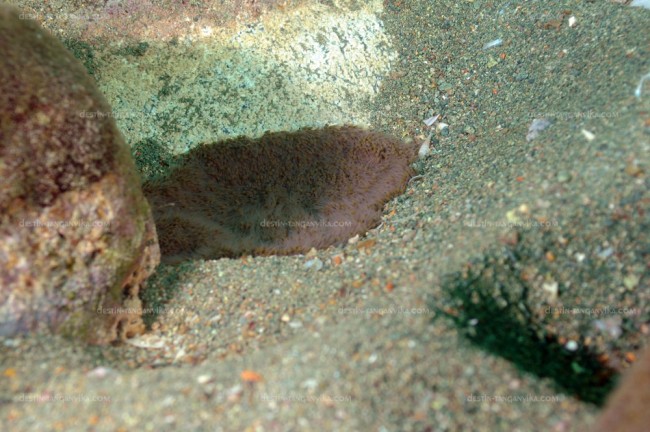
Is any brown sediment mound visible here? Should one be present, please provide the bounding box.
[0,5,159,344]
[144,126,416,264]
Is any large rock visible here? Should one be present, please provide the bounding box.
[593,345,650,432]
[0,6,159,343]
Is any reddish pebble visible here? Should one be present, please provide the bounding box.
[241,370,263,383]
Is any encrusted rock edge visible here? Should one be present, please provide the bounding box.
[0,4,160,344]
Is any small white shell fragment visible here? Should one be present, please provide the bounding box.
[526,118,552,142]
[124,335,166,349]
[483,38,503,50]
[304,257,323,271]
[542,281,559,302]
[86,366,116,379]
[568,16,577,27]
[201,26,213,37]
[418,142,430,159]
[197,374,214,385]
[436,122,449,133]
[418,132,433,159]
[423,114,440,127]
[173,347,187,362]
[302,378,318,390]
[635,71,650,99]
[565,340,578,351]
[348,234,360,244]
[581,128,595,141]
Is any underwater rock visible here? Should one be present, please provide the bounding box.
[593,345,650,432]
[144,126,416,264]
[0,6,159,343]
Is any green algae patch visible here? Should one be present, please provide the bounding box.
[62,38,99,78]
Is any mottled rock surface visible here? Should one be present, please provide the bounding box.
[144,126,416,263]
[0,5,159,343]
[593,345,650,432]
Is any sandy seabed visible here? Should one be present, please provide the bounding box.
[2,0,649,430]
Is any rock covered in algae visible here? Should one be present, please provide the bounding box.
[0,5,159,343]
[144,125,416,264]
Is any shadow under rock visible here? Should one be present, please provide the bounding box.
[139,262,193,329]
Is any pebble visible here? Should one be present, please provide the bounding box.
[565,340,578,351]
[593,317,622,339]
[418,135,432,159]
[124,335,167,349]
[347,234,360,244]
[197,374,214,385]
[402,230,416,242]
[227,384,243,400]
[86,367,117,379]
[581,129,596,141]
[623,274,640,290]
[526,118,551,142]
[557,171,572,183]
[302,378,318,389]
[304,258,324,271]
[597,247,614,260]
[2,338,20,348]
[542,281,559,302]
[625,162,643,177]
